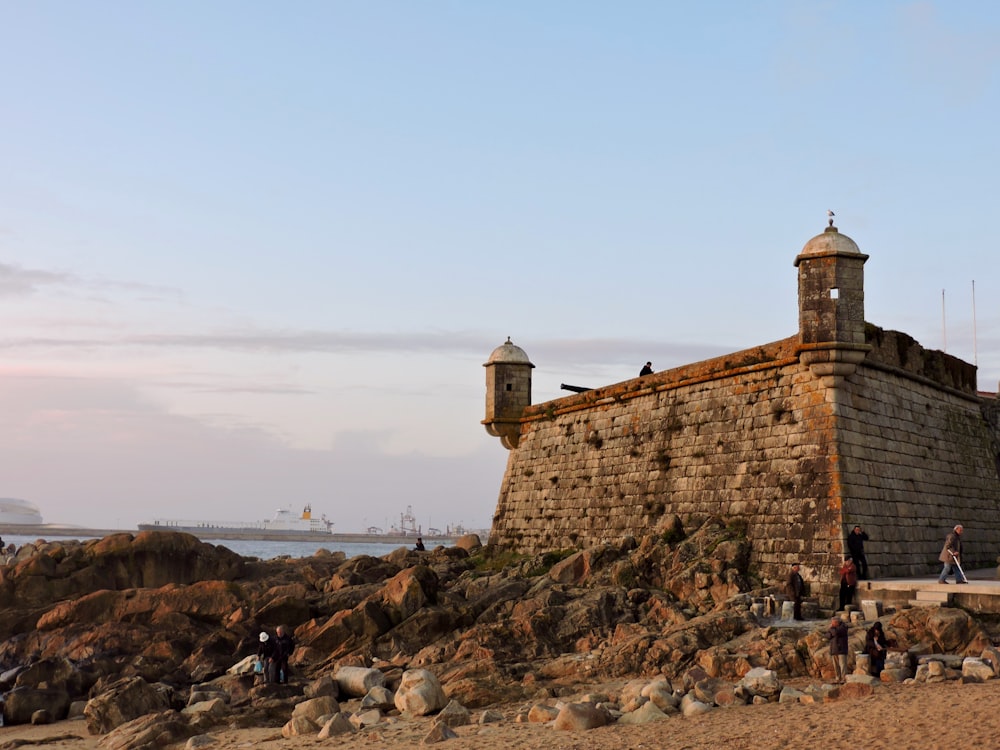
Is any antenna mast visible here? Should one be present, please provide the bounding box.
[972,280,978,367]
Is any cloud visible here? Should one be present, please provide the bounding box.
[0,261,180,301]
[0,325,736,370]
[0,262,76,297]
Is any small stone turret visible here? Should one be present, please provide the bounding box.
[483,338,534,450]
[794,221,871,382]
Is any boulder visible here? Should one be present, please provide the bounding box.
[360,686,395,710]
[617,701,669,725]
[291,695,340,724]
[738,667,781,698]
[85,677,172,735]
[317,713,355,738]
[454,534,482,552]
[349,709,382,729]
[552,702,610,731]
[335,666,385,697]
[962,658,996,683]
[281,716,317,738]
[4,686,71,725]
[422,723,458,743]
[434,700,471,728]
[96,710,191,750]
[527,704,560,723]
[394,669,447,716]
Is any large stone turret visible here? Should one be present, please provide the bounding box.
[483,337,533,450]
[794,220,871,383]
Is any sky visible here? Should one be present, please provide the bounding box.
[1,2,998,533]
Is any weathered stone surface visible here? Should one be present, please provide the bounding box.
[479,709,504,724]
[185,735,217,750]
[394,669,447,716]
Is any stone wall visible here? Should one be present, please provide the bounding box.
[490,336,844,589]
[840,344,1000,578]
[488,329,1000,594]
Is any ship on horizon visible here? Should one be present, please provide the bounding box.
[138,504,335,540]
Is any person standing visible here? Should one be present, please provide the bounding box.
[786,563,805,621]
[828,616,849,683]
[273,625,295,684]
[937,524,967,583]
[838,556,858,610]
[847,525,870,579]
[639,362,653,376]
[256,631,275,683]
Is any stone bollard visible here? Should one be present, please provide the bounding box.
[780,601,795,621]
[849,610,864,624]
[750,602,766,619]
[860,600,882,621]
[854,653,870,675]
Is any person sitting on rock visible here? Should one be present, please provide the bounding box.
[414,537,426,551]
[273,625,294,684]
[256,631,275,683]
[866,621,890,677]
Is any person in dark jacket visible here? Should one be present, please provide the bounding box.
[847,525,870,579]
[828,616,849,683]
[256,631,275,683]
[272,625,294,684]
[639,362,653,376]
[786,563,805,621]
[866,621,890,677]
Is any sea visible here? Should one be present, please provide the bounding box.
[0,533,419,561]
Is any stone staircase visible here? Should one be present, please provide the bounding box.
[908,589,951,608]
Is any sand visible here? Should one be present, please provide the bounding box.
[1,677,996,750]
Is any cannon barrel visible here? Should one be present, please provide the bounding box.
[560,383,592,393]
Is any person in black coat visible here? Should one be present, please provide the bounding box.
[866,621,890,676]
[639,362,653,376]
[786,563,805,621]
[272,625,295,684]
[847,525,870,579]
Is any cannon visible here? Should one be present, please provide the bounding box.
[560,383,592,394]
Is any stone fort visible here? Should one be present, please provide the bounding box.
[482,222,1000,592]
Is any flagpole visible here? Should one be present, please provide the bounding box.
[941,289,947,352]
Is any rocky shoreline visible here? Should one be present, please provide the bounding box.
[1,520,998,749]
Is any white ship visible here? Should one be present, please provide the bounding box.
[138,504,334,539]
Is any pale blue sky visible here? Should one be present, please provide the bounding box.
[1,2,997,531]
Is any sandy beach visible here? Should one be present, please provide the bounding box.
[2,677,996,750]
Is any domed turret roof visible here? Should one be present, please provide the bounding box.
[799,225,862,257]
[486,337,534,366]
